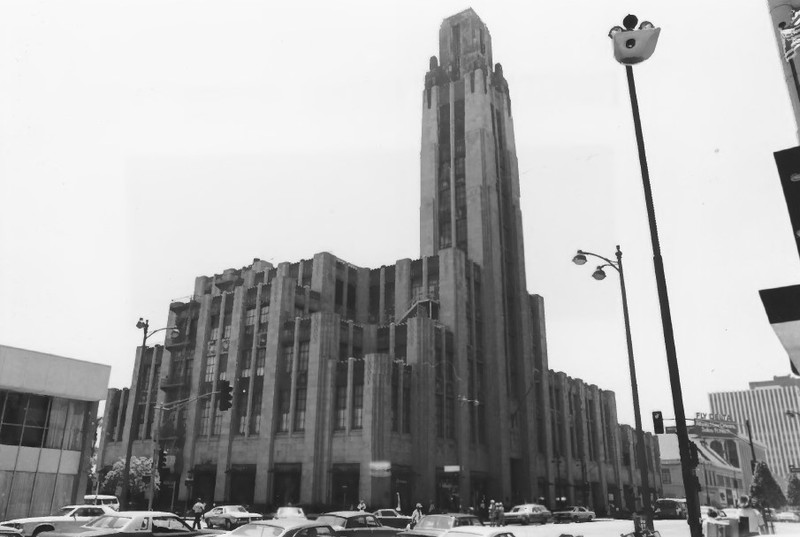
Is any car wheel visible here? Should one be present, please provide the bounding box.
[33,526,53,537]
[572,516,578,523]
[225,519,233,530]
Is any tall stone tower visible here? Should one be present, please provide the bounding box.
[420,8,548,502]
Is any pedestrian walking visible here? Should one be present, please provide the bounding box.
[191,498,206,529]
[496,502,505,526]
[411,503,423,529]
[489,500,496,527]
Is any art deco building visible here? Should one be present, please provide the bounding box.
[100,9,660,514]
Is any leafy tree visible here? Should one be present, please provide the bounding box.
[787,474,800,508]
[101,456,159,497]
[750,461,787,509]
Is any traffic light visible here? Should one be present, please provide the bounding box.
[218,379,233,411]
[652,411,664,434]
[158,448,167,472]
[688,440,700,469]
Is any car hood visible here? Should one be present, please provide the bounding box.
[3,516,73,525]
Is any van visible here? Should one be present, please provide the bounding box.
[84,494,120,511]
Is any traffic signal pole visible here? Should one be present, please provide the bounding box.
[145,389,228,510]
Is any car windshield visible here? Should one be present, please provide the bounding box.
[416,516,454,530]
[230,507,247,513]
[315,516,346,527]
[85,516,131,529]
[563,506,577,511]
[55,507,74,516]
[230,525,275,537]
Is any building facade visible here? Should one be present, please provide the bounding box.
[0,345,110,519]
[658,426,767,507]
[100,9,660,516]
[710,376,800,489]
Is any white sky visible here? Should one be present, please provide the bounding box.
[1,1,799,430]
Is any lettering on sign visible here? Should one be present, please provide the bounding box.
[695,412,734,422]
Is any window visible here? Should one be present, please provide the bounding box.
[218,354,228,382]
[199,400,211,436]
[204,355,216,384]
[256,349,266,377]
[298,342,309,372]
[352,385,363,429]
[245,308,256,327]
[334,385,347,430]
[0,392,53,447]
[259,304,270,325]
[240,349,252,378]
[213,407,223,435]
[250,389,262,435]
[661,469,671,485]
[283,346,294,374]
[278,390,290,432]
[294,387,306,431]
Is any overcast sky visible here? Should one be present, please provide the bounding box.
[1,1,799,429]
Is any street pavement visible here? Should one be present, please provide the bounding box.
[496,519,800,537]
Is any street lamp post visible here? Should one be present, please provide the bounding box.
[119,318,179,511]
[608,15,702,537]
[572,245,652,526]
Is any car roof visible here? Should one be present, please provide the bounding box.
[441,528,511,537]
[251,520,327,530]
[321,511,371,517]
[112,511,176,517]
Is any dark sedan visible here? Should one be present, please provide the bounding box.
[396,514,483,537]
[39,511,223,537]
[315,512,402,537]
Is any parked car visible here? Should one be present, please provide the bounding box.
[440,527,517,537]
[396,514,483,537]
[0,505,115,537]
[224,519,336,537]
[275,508,307,520]
[0,527,22,537]
[653,499,687,520]
[775,511,800,523]
[35,511,222,537]
[372,510,412,529]
[83,496,120,512]
[551,506,595,523]
[314,512,401,537]
[203,506,262,530]
[503,504,551,525]
[699,506,725,520]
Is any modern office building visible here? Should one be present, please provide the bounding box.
[99,9,660,515]
[0,345,110,519]
[710,376,800,489]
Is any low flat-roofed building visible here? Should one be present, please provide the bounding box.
[0,345,111,519]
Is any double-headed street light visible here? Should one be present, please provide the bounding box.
[572,245,651,526]
[119,318,179,511]
[608,14,702,537]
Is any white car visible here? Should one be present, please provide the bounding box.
[274,507,306,520]
[440,526,518,537]
[0,504,114,537]
[775,511,800,523]
[203,506,262,530]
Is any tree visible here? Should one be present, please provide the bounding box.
[750,461,787,509]
[101,456,159,499]
[787,474,800,508]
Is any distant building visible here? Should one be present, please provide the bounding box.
[100,9,660,516]
[0,345,110,519]
[658,424,767,507]
[709,376,800,489]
